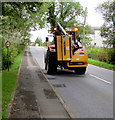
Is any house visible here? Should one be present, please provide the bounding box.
[90,27,104,47]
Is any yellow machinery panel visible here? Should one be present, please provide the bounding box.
[62,35,72,61]
[71,51,88,62]
[67,51,88,67]
[57,35,72,61]
[56,36,63,61]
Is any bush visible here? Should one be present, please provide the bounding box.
[106,48,115,64]
[2,46,18,70]
[16,44,25,54]
[2,44,25,70]
[86,47,114,65]
[2,48,9,70]
[97,48,108,62]
[87,47,100,59]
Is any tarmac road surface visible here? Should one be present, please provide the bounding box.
[30,46,114,118]
[9,47,70,118]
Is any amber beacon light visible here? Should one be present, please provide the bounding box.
[54,27,57,31]
[74,27,79,32]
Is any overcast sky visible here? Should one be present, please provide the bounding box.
[30,0,107,42]
[76,0,106,27]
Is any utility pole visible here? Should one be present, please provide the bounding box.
[82,7,87,45]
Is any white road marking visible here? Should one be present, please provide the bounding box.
[89,74,112,84]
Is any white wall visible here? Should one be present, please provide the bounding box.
[90,30,104,47]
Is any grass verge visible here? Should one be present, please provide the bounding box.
[0,72,2,120]
[2,51,24,118]
[88,58,115,71]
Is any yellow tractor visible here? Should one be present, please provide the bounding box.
[45,23,88,75]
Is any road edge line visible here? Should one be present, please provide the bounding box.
[89,74,112,84]
[40,69,75,118]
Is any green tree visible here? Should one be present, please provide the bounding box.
[76,24,92,46]
[35,37,42,46]
[47,2,91,46]
[96,0,115,48]
[2,2,50,69]
[47,2,85,29]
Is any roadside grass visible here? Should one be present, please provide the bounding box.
[42,45,47,49]
[0,72,2,120]
[88,58,115,71]
[2,51,24,118]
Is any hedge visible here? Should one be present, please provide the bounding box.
[86,47,115,65]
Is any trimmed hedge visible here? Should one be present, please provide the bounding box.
[87,47,115,65]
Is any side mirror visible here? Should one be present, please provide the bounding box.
[46,37,49,42]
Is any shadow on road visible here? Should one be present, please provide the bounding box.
[44,68,86,78]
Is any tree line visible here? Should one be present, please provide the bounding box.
[2,2,49,69]
[96,0,115,65]
[96,0,114,48]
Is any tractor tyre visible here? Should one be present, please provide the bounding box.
[46,51,57,75]
[45,51,48,70]
[74,67,86,74]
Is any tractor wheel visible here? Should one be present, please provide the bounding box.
[46,51,57,75]
[74,67,86,74]
[45,51,48,70]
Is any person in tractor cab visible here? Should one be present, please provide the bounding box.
[72,36,80,53]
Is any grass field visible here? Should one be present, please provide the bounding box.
[2,51,24,118]
[88,58,114,71]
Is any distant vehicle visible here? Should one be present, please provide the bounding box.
[45,23,88,75]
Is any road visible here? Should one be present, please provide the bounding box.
[30,46,113,118]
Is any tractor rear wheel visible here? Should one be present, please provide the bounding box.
[45,51,57,75]
[74,67,86,74]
